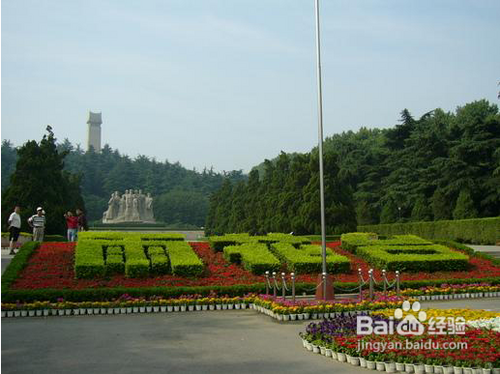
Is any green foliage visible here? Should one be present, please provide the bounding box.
[223,243,281,275]
[411,196,432,222]
[356,244,469,272]
[453,190,478,220]
[1,129,85,235]
[340,232,378,252]
[1,241,40,290]
[75,232,203,278]
[358,216,500,244]
[209,233,310,252]
[271,243,350,274]
[206,151,356,235]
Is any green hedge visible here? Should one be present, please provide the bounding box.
[271,243,350,274]
[3,277,500,303]
[357,244,469,272]
[1,241,40,289]
[75,233,203,278]
[358,217,500,245]
[223,243,281,275]
[209,233,310,252]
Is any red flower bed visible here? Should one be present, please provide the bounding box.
[11,242,263,290]
[294,242,500,284]
[10,241,500,290]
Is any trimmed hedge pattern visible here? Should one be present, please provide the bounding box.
[356,244,469,272]
[223,243,281,275]
[75,232,203,278]
[358,217,500,245]
[271,243,350,274]
[210,233,310,252]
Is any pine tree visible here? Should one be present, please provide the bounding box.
[431,189,452,221]
[411,196,432,222]
[380,200,398,224]
[1,127,85,234]
[453,190,478,220]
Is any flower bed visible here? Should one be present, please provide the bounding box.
[301,312,500,371]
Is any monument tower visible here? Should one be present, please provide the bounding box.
[87,111,102,152]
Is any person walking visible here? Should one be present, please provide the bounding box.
[64,211,79,242]
[28,207,46,242]
[76,208,88,232]
[7,206,22,255]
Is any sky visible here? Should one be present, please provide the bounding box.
[2,0,499,172]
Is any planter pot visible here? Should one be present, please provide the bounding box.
[7,311,14,318]
[462,369,473,374]
[425,364,434,373]
[482,369,492,374]
[126,307,132,314]
[320,346,326,356]
[297,314,304,320]
[179,306,186,312]
[159,306,166,313]
[167,306,173,312]
[330,351,337,360]
[305,343,312,351]
[360,357,367,368]
[195,305,202,311]
[290,314,297,321]
[21,310,28,317]
[119,308,125,314]
[414,364,425,374]
[58,310,65,316]
[28,310,36,317]
[188,305,194,312]
[107,309,113,315]
[73,309,80,316]
[228,304,234,310]
[51,309,58,316]
[366,360,376,370]
[132,307,139,313]
[87,309,94,315]
[277,314,283,321]
[240,303,247,309]
[385,362,396,373]
[491,369,500,374]
[350,357,360,366]
[471,368,482,374]
[216,305,222,310]
[443,367,454,374]
[376,361,385,371]
[209,305,215,311]
[311,313,318,319]
[304,313,310,320]
[146,306,152,313]
[406,363,415,373]
[453,367,463,374]
[113,308,120,314]
[139,307,145,313]
[312,345,320,354]
[325,349,333,358]
[222,304,228,310]
[13,311,20,317]
[173,306,180,312]
[337,352,347,362]
[396,363,406,372]
[99,308,106,314]
[434,366,444,374]
[42,309,48,316]
[283,315,290,321]
[79,308,86,315]
[152,306,159,313]
[301,339,308,348]
[1,311,6,318]
[36,310,43,317]
[202,305,208,311]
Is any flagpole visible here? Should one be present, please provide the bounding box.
[314,0,328,300]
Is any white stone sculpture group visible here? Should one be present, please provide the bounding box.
[103,189,155,223]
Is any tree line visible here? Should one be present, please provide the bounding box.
[2,134,245,231]
[206,99,500,234]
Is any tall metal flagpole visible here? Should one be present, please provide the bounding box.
[314,0,328,299]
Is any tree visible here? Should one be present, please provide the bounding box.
[431,189,452,221]
[1,128,85,234]
[411,196,432,222]
[453,190,478,220]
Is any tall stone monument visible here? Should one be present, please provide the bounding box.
[87,111,102,152]
[102,190,155,223]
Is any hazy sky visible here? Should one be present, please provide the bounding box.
[2,0,499,172]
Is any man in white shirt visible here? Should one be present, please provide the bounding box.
[7,206,22,255]
[28,207,46,242]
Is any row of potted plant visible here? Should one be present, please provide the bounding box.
[1,295,254,317]
[251,293,408,321]
[300,313,500,373]
[397,283,500,299]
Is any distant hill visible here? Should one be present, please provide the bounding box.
[1,139,246,226]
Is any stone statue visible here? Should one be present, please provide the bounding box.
[102,189,155,223]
